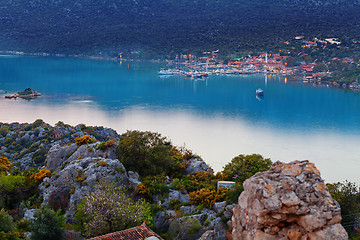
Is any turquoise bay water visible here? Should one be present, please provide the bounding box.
[1,55,360,183]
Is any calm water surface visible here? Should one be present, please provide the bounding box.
[1,55,360,183]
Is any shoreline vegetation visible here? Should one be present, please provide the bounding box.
[0,120,360,239]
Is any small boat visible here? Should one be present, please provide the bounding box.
[158,69,174,75]
[256,88,264,96]
[5,94,17,99]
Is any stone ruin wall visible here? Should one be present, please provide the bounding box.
[231,160,348,240]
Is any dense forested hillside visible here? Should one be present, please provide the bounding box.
[0,0,359,57]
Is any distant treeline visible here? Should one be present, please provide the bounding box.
[1,0,360,58]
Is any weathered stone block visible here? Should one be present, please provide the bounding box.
[231,160,347,240]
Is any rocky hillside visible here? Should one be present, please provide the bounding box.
[40,141,231,239]
[0,121,354,239]
[0,120,118,170]
[1,121,237,239]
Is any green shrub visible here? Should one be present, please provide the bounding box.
[24,125,32,131]
[116,130,177,176]
[185,171,217,192]
[30,208,65,240]
[0,208,14,232]
[15,219,30,232]
[0,175,27,192]
[32,147,47,165]
[0,175,37,209]
[55,121,65,127]
[327,181,360,236]
[142,175,170,196]
[221,154,272,183]
[0,208,21,239]
[98,142,106,151]
[169,199,182,210]
[0,231,21,240]
[66,152,73,158]
[169,216,202,239]
[116,167,125,174]
[32,119,44,128]
[225,183,244,204]
[0,126,9,137]
[98,139,117,151]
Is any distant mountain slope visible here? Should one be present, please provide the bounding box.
[0,0,359,56]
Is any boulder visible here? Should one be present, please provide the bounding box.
[213,219,228,240]
[231,160,348,240]
[23,209,37,220]
[45,142,118,172]
[180,205,197,215]
[163,190,190,207]
[186,158,213,175]
[198,230,215,240]
[128,171,141,189]
[168,215,204,240]
[213,201,227,214]
[154,211,172,233]
[45,143,78,172]
[223,204,236,219]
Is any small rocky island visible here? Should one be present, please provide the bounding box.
[5,88,41,99]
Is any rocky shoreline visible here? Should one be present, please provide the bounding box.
[4,88,41,99]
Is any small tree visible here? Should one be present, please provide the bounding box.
[0,208,20,240]
[0,126,9,137]
[30,207,65,240]
[76,181,152,238]
[0,208,14,232]
[221,154,272,183]
[32,119,44,128]
[327,181,360,236]
[116,130,176,176]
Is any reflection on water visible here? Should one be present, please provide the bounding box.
[0,98,359,183]
[1,56,360,183]
[256,95,264,101]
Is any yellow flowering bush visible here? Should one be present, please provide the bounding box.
[0,156,12,173]
[75,135,95,146]
[98,161,107,167]
[30,169,51,183]
[137,184,148,195]
[189,187,227,208]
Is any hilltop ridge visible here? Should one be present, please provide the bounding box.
[1,0,359,57]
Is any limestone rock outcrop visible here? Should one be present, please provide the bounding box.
[45,142,117,172]
[231,160,348,240]
[186,158,213,175]
[40,143,129,221]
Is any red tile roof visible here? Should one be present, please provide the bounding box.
[87,223,164,240]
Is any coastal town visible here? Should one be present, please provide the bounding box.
[154,36,360,90]
[1,35,359,91]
